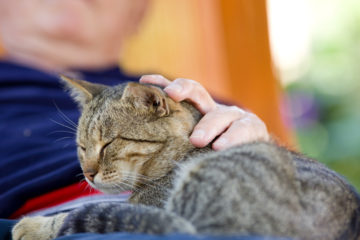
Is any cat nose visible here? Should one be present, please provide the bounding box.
[84,169,98,183]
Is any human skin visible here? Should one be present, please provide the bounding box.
[0,0,149,71]
[0,0,270,150]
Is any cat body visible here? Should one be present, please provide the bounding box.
[12,78,360,240]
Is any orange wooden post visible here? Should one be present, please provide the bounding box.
[121,0,230,100]
[218,0,294,145]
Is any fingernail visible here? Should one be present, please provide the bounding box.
[191,129,205,139]
[141,75,157,80]
[165,83,183,93]
[214,137,228,148]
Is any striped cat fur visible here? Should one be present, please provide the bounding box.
[12,77,360,240]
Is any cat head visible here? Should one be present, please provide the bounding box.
[61,76,200,194]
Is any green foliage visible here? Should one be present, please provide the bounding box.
[286,0,360,190]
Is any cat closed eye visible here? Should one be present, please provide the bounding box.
[101,141,113,153]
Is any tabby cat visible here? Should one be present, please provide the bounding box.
[12,76,360,240]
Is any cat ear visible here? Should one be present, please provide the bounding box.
[60,75,107,109]
[122,82,170,117]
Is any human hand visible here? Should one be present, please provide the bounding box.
[140,75,270,151]
[0,0,149,71]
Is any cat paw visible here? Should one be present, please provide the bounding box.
[12,216,59,240]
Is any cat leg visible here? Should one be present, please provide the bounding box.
[12,213,68,240]
[58,203,196,237]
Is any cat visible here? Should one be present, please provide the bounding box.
[12,76,360,240]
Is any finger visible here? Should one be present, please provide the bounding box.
[139,75,172,87]
[212,114,270,151]
[190,105,246,148]
[164,78,217,114]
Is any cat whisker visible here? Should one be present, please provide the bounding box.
[77,178,92,193]
[62,142,73,148]
[116,178,136,188]
[116,170,152,179]
[122,176,163,190]
[53,102,78,129]
[54,136,75,143]
[76,173,85,178]
[48,130,76,136]
[112,182,130,193]
[111,172,161,190]
[119,173,154,182]
[118,172,157,183]
[50,118,77,132]
[85,182,96,193]
[130,186,141,194]
[124,174,164,186]
[123,176,157,185]
[132,181,158,190]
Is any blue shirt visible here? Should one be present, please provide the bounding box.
[0,61,138,218]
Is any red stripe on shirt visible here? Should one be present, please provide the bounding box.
[10,182,101,219]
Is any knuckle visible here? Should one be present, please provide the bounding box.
[140,74,164,81]
[216,105,244,118]
[232,119,248,128]
[246,112,258,119]
[173,78,190,92]
[174,78,202,89]
[252,115,267,130]
[190,79,202,87]
[230,107,245,118]
[227,105,240,112]
[173,78,188,85]
[154,74,166,79]
[150,74,166,80]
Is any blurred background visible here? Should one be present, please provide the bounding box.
[268,0,360,189]
[119,0,360,190]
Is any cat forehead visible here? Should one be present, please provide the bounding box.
[83,83,131,110]
[78,81,170,129]
[92,82,165,104]
[100,83,127,100]
[78,85,146,124]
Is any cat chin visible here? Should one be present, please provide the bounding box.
[85,178,102,192]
